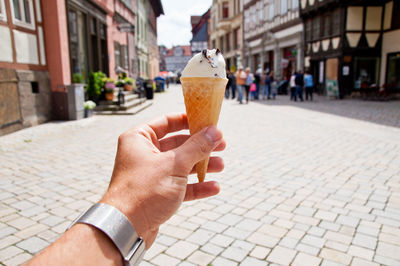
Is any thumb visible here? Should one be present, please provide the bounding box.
[171,126,223,176]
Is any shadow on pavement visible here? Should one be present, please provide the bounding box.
[252,95,400,128]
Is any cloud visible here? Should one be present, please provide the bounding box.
[157,0,212,48]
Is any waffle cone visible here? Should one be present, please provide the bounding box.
[181,77,228,182]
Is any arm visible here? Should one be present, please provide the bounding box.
[27,113,225,266]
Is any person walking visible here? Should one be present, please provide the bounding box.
[261,70,267,100]
[235,66,246,104]
[294,70,304,102]
[304,70,314,101]
[225,70,231,99]
[228,70,237,99]
[290,72,296,101]
[254,69,261,100]
[244,67,253,104]
[270,71,277,100]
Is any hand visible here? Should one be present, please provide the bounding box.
[100,113,225,248]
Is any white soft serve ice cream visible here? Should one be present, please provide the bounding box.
[181,49,226,78]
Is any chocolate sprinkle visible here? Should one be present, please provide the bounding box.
[214,74,218,77]
[216,48,221,55]
[202,49,208,59]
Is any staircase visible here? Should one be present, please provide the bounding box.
[94,91,153,115]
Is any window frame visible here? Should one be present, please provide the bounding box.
[222,1,229,19]
[0,0,7,22]
[10,0,35,30]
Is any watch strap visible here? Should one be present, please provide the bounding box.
[68,203,146,266]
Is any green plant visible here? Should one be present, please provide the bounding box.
[124,77,134,85]
[84,100,96,110]
[72,73,84,83]
[86,71,105,100]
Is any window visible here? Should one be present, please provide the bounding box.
[226,32,230,52]
[354,57,380,89]
[386,53,400,89]
[305,19,312,42]
[332,9,341,36]
[0,0,7,21]
[233,28,238,50]
[292,0,299,10]
[269,3,275,20]
[11,0,35,29]
[312,16,321,41]
[115,42,121,67]
[222,2,229,18]
[281,0,288,15]
[219,36,224,53]
[323,15,331,38]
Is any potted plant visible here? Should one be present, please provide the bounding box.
[84,100,96,118]
[123,77,135,91]
[86,71,105,102]
[104,81,116,101]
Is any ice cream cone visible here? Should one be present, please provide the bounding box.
[181,77,228,182]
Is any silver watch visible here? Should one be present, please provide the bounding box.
[68,203,146,266]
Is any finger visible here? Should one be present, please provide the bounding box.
[160,135,226,152]
[172,126,223,175]
[190,157,224,174]
[184,181,220,201]
[147,113,188,139]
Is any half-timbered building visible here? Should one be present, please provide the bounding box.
[300,0,400,97]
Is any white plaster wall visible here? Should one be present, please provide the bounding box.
[380,29,400,86]
[38,26,46,65]
[13,30,39,64]
[0,25,13,62]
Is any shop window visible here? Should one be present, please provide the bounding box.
[0,0,7,21]
[386,53,400,89]
[354,57,380,89]
[222,2,229,19]
[269,3,275,20]
[10,0,35,29]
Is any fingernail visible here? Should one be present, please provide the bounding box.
[205,126,222,142]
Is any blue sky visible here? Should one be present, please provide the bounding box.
[157,0,212,48]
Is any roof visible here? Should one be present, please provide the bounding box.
[191,9,210,36]
[191,16,202,28]
[165,46,192,57]
[149,0,164,17]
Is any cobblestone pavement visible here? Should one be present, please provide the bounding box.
[0,84,399,265]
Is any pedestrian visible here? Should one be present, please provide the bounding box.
[254,69,261,100]
[229,70,237,99]
[235,66,246,104]
[265,71,272,99]
[225,70,231,99]
[294,70,304,102]
[166,76,170,89]
[27,113,225,266]
[270,71,277,100]
[304,70,314,101]
[290,72,296,101]
[244,67,253,104]
[261,70,267,100]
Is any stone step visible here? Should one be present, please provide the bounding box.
[95,100,153,116]
[95,97,146,112]
[99,92,140,106]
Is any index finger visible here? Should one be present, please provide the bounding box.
[147,113,189,139]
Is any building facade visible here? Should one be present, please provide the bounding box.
[190,9,210,54]
[243,0,303,80]
[147,0,163,79]
[209,0,243,71]
[165,46,192,73]
[301,0,400,97]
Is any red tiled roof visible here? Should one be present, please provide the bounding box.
[165,46,192,57]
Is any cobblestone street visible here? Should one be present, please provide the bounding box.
[1,84,400,265]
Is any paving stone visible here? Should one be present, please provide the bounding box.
[279,236,298,249]
[375,241,400,260]
[0,245,24,261]
[14,223,48,238]
[249,245,271,259]
[351,257,379,266]
[267,246,297,265]
[210,234,234,247]
[186,250,214,265]
[212,257,238,266]
[247,232,280,248]
[221,246,249,262]
[325,231,353,245]
[186,229,215,246]
[239,257,267,266]
[200,242,223,256]
[202,221,228,233]
[217,213,243,226]
[165,240,198,260]
[336,215,360,228]
[324,240,349,252]
[295,243,320,256]
[160,225,192,240]
[292,252,322,266]
[3,252,32,266]
[151,253,180,266]
[258,224,288,238]
[7,217,36,230]
[16,236,49,253]
[0,235,20,249]
[319,248,353,265]
[352,233,377,250]
[348,245,374,260]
